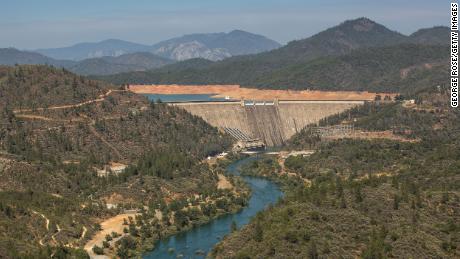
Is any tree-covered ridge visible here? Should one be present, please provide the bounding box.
[211,88,460,258]
[97,44,447,94]
[250,44,448,93]
[0,65,239,258]
[0,65,111,109]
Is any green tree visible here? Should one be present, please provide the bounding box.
[231,220,237,232]
[92,245,104,255]
[308,240,319,259]
[254,222,263,242]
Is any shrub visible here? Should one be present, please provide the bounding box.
[92,245,104,255]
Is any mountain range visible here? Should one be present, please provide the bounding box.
[33,30,281,62]
[0,18,448,83]
[0,30,281,75]
[98,18,449,93]
[67,52,174,75]
[151,30,281,61]
[0,48,174,75]
[0,48,75,68]
[35,39,151,61]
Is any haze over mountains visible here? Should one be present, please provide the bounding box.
[0,48,75,68]
[0,18,448,82]
[35,39,151,61]
[151,30,281,61]
[0,30,280,75]
[68,52,174,75]
[33,30,280,62]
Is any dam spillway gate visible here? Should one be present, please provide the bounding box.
[171,100,364,147]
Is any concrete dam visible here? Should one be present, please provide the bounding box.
[172,100,364,146]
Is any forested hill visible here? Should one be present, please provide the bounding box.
[0,65,235,258]
[0,64,231,175]
[249,44,448,93]
[97,18,448,94]
[0,65,110,109]
[98,44,448,94]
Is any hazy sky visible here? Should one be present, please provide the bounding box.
[0,0,451,49]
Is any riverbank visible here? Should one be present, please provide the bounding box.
[83,155,251,258]
[143,156,283,258]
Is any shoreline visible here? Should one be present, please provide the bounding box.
[128,84,397,101]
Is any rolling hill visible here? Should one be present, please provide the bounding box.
[409,26,450,45]
[0,50,174,76]
[69,52,174,75]
[249,44,448,93]
[0,48,76,67]
[35,39,151,61]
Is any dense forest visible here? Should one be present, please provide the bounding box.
[211,86,460,258]
[0,65,243,258]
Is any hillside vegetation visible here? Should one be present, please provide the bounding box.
[0,65,245,258]
[250,44,448,93]
[101,44,448,94]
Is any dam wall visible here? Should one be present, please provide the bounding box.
[172,100,364,146]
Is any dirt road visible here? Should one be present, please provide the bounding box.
[13,89,125,114]
[84,212,138,259]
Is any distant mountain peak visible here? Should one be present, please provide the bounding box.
[409,26,449,45]
[228,29,250,35]
[297,17,406,53]
[350,18,376,32]
[336,17,389,32]
[151,30,281,61]
[349,17,374,23]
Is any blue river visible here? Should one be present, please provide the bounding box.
[143,156,283,258]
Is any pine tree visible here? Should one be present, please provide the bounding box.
[231,220,237,232]
[254,222,263,242]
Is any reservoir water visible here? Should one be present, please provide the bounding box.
[144,94,230,103]
[143,156,283,258]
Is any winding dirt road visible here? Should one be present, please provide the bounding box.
[84,212,138,259]
[13,89,125,114]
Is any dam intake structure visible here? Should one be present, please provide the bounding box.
[171,100,364,147]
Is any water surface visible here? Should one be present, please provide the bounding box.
[143,156,283,259]
[144,94,230,103]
